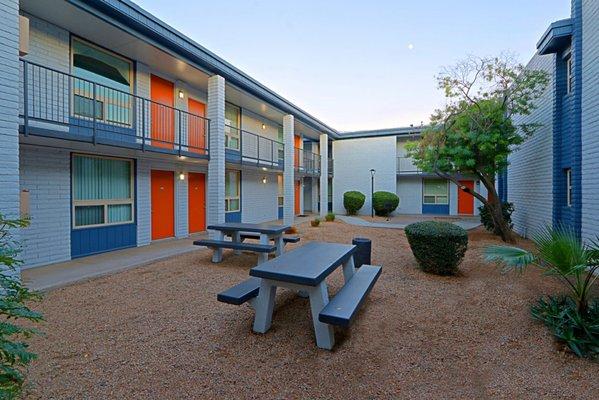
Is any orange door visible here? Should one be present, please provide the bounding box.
[458,180,475,215]
[188,172,206,233]
[294,179,301,215]
[294,135,302,168]
[188,98,206,154]
[151,75,174,149]
[151,170,175,240]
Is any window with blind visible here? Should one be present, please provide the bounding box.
[225,103,240,150]
[423,179,449,205]
[72,154,134,228]
[225,170,240,212]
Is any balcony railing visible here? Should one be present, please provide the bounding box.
[328,157,334,176]
[295,148,321,176]
[225,125,284,170]
[20,60,210,157]
[397,157,422,174]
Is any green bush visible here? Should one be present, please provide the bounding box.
[0,214,43,399]
[478,202,514,235]
[405,221,468,275]
[325,212,335,222]
[372,191,399,217]
[531,296,599,359]
[343,191,365,215]
[310,218,321,227]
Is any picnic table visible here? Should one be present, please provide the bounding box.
[194,222,294,263]
[218,241,382,350]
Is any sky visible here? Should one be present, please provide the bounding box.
[135,0,570,132]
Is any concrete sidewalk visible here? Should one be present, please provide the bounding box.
[22,233,207,291]
[337,215,481,230]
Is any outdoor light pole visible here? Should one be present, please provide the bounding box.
[370,169,376,218]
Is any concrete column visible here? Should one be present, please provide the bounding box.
[207,75,225,238]
[0,0,21,277]
[283,115,295,225]
[311,178,319,213]
[319,134,329,217]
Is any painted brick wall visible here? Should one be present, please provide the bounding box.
[332,136,396,216]
[0,0,21,277]
[21,13,69,71]
[396,177,422,214]
[508,53,555,237]
[241,169,278,223]
[19,145,71,268]
[581,0,599,242]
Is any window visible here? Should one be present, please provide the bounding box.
[71,38,133,126]
[225,170,240,212]
[423,179,449,205]
[566,56,573,95]
[565,168,572,207]
[72,154,134,228]
[225,103,240,150]
[277,126,284,163]
[277,175,284,207]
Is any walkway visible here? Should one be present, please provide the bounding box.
[336,214,481,230]
[22,234,206,291]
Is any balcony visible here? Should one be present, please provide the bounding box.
[295,148,321,176]
[397,157,422,174]
[19,60,209,158]
[225,125,284,170]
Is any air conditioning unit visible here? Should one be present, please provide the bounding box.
[19,15,29,56]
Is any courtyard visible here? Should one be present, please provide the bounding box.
[24,221,599,399]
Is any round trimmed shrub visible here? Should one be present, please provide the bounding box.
[404,221,468,275]
[478,202,514,235]
[343,191,365,215]
[372,191,399,217]
[325,212,335,222]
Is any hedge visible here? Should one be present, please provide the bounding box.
[404,221,468,275]
[372,191,399,217]
[343,191,365,215]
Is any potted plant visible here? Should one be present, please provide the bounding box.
[310,218,321,227]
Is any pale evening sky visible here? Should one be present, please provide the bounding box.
[135,0,570,132]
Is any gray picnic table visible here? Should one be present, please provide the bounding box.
[202,222,291,263]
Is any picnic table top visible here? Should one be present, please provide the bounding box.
[249,241,356,286]
[207,222,291,235]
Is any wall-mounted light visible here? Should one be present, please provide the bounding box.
[261,176,267,184]
[261,167,268,171]
[178,90,184,99]
[261,123,266,130]
[179,172,185,181]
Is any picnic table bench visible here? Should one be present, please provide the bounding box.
[194,222,292,264]
[217,241,382,350]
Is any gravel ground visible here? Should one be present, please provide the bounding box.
[24,222,599,399]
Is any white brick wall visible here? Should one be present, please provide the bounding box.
[207,75,225,237]
[396,177,422,214]
[581,0,599,242]
[19,145,71,268]
[241,169,278,223]
[319,133,328,217]
[21,13,69,71]
[283,115,294,224]
[332,136,396,216]
[508,53,555,237]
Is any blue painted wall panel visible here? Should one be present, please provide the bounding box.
[71,223,137,258]
[225,211,241,223]
[422,204,450,215]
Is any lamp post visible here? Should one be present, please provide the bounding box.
[370,169,376,218]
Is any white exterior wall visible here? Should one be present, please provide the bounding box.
[22,13,69,71]
[508,53,555,237]
[241,169,279,223]
[332,136,396,215]
[581,0,599,243]
[396,177,422,214]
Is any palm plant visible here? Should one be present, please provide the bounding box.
[484,225,599,315]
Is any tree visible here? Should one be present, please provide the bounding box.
[406,54,549,243]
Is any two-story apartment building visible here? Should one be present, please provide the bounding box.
[502,0,599,242]
[2,0,336,269]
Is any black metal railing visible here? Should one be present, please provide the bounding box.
[225,125,284,169]
[20,60,210,157]
[295,147,321,175]
[397,156,421,173]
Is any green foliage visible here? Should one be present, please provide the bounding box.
[343,191,365,215]
[531,296,599,358]
[485,225,599,316]
[0,214,43,399]
[479,202,514,234]
[405,221,468,275]
[325,212,335,222]
[372,191,399,217]
[310,218,321,227]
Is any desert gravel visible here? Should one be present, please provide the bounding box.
[24,222,599,399]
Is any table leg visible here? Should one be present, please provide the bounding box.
[253,280,277,333]
[212,231,224,263]
[232,231,241,255]
[309,282,335,350]
[342,256,356,283]
[275,234,284,256]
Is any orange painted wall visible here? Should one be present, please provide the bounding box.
[188,172,206,233]
[151,170,175,240]
[458,180,475,215]
[294,180,301,215]
[188,98,206,154]
[150,75,174,149]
